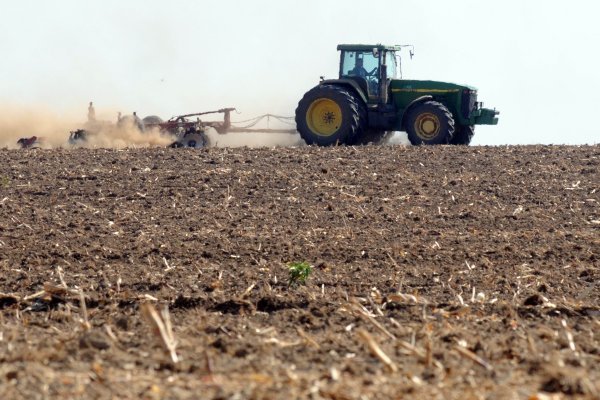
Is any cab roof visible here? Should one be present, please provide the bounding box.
[337,44,402,52]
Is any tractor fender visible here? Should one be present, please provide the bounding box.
[400,95,433,130]
[320,79,368,105]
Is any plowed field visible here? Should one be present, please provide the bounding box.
[0,145,598,399]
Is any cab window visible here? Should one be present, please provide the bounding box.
[341,51,379,79]
[341,50,380,96]
[386,52,397,79]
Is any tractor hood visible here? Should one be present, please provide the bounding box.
[390,80,477,94]
[390,79,498,127]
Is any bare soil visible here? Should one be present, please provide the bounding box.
[0,145,598,399]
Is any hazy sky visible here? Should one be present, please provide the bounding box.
[1,0,599,145]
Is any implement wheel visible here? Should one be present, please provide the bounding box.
[181,132,209,148]
[295,85,366,146]
[406,101,455,145]
[450,125,475,145]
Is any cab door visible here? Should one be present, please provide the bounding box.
[340,50,381,102]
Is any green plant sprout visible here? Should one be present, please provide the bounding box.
[288,262,312,286]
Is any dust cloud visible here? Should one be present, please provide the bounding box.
[0,104,173,149]
[0,103,303,150]
[205,128,410,148]
[385,132,411,145]
[0,105,78,149]
[71,120,174,149]
[205,128,304,148]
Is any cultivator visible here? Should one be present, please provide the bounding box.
[157,108,297,148]
[144,108,236,148]
[60,107,297,149]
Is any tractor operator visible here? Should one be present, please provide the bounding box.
[349,58,368,78]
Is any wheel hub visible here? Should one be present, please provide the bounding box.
[306,98,342,137]
[414,113,441,140]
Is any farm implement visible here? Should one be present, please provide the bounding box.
[65,108,297,148]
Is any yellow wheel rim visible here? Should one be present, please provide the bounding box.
[306,98,342,137]
[414,112,441,140]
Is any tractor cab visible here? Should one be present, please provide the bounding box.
[338,44,400,104]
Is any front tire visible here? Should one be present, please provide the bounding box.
[295,85,366,146]
[406,101,455,145]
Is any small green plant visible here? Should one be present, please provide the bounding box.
[288,261,312,286]
[0,176,9,188]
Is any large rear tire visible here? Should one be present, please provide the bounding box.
[450,125,474,145]
[295,85,366,146]
[406,101,455,145]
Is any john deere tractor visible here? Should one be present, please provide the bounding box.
[295,44,498,146]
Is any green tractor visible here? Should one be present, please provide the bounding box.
[295,44,499,146]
